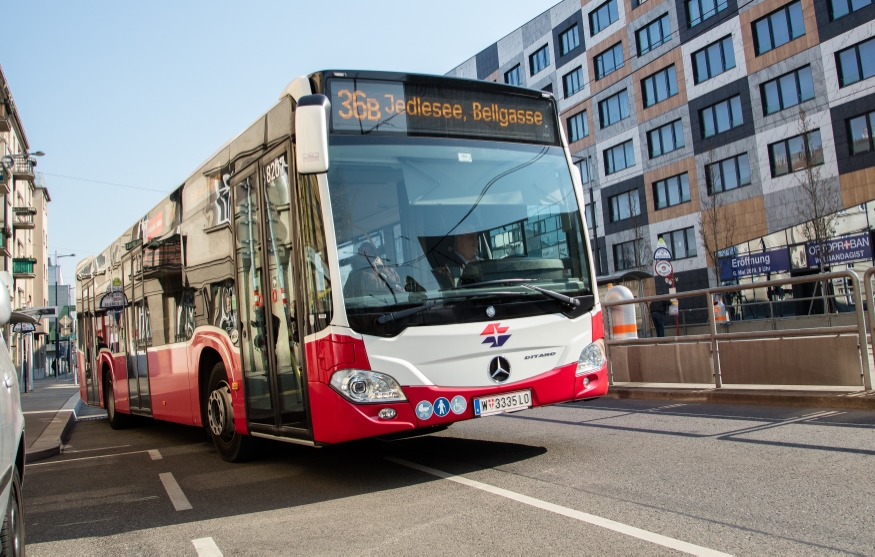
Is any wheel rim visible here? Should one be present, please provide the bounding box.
[11,486,21,556]
[208,381,235,443]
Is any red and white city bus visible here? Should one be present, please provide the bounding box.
[76,71,607,461]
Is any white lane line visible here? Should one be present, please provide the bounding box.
[26,450,149,466]
[61,444,131,454]
[159,472,193,511]
[386,457,731,557]
[192,537,223,556]
[148,449,163,460]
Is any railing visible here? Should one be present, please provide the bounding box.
[12,206,35,228]
[602,270,873,391]
[10,157,35,177]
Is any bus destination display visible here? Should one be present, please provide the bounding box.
[328,79,557,145]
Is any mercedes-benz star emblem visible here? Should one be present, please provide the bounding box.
[488,356,511,383]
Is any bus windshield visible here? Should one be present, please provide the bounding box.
[327,136,592,335]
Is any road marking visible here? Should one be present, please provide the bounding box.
[149,449,163,460]
[192,537,223,556]
[386,457,731,557]
[26,450,149,466]
[61,444,131,454]
[159,472,193,511]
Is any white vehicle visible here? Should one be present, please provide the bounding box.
[0,271,27,557]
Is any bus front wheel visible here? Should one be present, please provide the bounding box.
[206,363,253,462]
[105,372,132,430]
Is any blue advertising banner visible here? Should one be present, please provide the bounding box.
[718,248,791,281]
[806,233,872,267]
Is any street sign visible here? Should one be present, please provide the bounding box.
[654,259,673,278]
[100,290,129,309]
[59,315,73,328]
[653,237,673,261]
[12,322,36,333]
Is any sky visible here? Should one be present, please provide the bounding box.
[3,0,560,283]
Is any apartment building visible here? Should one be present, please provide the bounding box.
[448,0,875,307]
[1,63,51,380]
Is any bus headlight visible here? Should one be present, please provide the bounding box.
[576,339,606,376]
[330,369,407,403]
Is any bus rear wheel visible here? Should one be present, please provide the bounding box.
[105,372,132,430]
[206,363,253,462]
[0,467,24,557]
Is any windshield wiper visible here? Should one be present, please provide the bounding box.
[375,291,521,324]
[442,278,538,291]
[522,284,580,309]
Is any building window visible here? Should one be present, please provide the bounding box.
[659,227,697,259]
[598,89,630,128]
[637,14,671,56]
[848,112,875,155]
[837,37,875,88]
[530,44,551,76]
[613,239,638,271]
[576,157,594,184]
[653,173,691,209]
[595,43,624,80]
[590,0,619,35]
[761,65,815,115]
[641,65,679,107]
[687,0,728,27]
[585,202,596,229]
[568,111,589,142]
[505,65,522,86]
[700,95,743,138]
[647,119,685,158]
[563,67,585,97]
[604,140,636,175]
[542,83,554,94]
[830,0,873,20]
[559,24,580,56]
[754,1,805,56]
[706,153,751,193]
[609,189,641,222]
[693,36,736,84]
[769,130,824,177]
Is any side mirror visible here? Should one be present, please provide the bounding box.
[295,94,331,174]
[0,271,12,327]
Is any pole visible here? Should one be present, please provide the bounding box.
[54,250,58,378]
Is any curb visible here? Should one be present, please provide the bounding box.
[604,387,875,410]
[25,394,83,463]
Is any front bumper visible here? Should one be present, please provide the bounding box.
[307,361,608,444]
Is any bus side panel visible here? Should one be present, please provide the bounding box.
[111,353,130,413]
[148,344,194,425]
[308,382,416,444]
[190,330,247,434]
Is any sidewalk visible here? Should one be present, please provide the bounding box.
[20,375,106,462]
[605,382,875,410]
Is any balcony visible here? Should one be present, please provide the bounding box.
[12,206,36,229]
[12,257,36,279]
[4,157,35,183]
[0,230,11,258]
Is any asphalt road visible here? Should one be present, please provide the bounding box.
[22,398,875,555]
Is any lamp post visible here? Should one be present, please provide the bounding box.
[54,252,75,378]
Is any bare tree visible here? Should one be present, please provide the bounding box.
[792,109,841,312]
[629,191,652,271]
[698,150,738,280]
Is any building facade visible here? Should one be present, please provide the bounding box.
[448,0,875,305]
[0,64,51,382]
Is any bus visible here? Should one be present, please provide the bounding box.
[75,70,607,461]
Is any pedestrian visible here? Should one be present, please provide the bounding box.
[51,358,57,377]
[649,299,671,337]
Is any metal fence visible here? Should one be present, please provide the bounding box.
[602,270,873,390]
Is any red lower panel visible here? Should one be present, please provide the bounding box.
[572,363,609,400]
[148,346,195,425]
[308,382,417,444]
[112,355,130,413]
[309,362,585,444]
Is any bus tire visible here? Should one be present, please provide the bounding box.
[0,467,24,557]
[206,362,253,462]
[104,371,132,430]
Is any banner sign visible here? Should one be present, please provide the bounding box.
[718,248,790,281]
[806,233,872,267]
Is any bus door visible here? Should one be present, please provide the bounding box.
[124,248,152,414]
[233,154,309,440]
[83,280,99,405]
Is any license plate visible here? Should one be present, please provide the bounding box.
[473,389,532,417]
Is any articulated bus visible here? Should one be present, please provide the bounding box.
[76,70,607,461]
